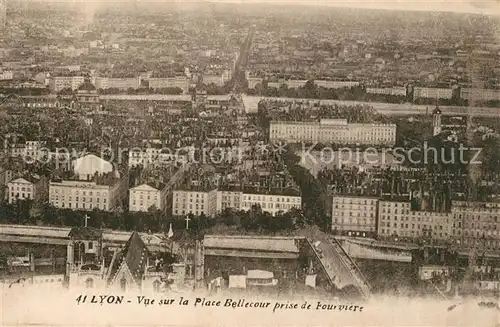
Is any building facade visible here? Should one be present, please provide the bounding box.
[247,77,263,89]
[172,189,218,217]
[331,196,378,237]
[268,79,308,89]
[7,176,48,204]
[217,190,243,212]
[49,76,85,92]
[460,88,500,102]
[24,141,45,161]
[366,87,407,97]
[128,148,187,169]
[216,189,302,217]
[49,178,126,211]
[94,77,141,90]
[149,77,189,94]
[202,70,231,87]
[240,192,301,216]
[129,183,167,212]
[270,119,397,146]
[377,200,452,241]
[0,70,13,80]
[413,87,453,100]
[451,201,500,251]
[314,80,360,89]
[66,228,166,292]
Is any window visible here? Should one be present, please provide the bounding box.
[120,277,127,291]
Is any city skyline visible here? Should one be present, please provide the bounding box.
[20,0,500,15]
[210,0,500,15]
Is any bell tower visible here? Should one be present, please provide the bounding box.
[66,226,104,288]
[432,104,442,136]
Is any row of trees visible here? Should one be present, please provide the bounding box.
[247,81,500,108]
[0,200,311,241]
[57,87,185,96]
[100,87,185,95]
[0,87,50,96]
[283,147,330,230]
[249,81,405,102]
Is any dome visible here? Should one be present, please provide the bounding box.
[78,81,96,91]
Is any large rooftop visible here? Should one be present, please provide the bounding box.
[203,235,300,259]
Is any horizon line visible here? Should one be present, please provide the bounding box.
[14,0,500,16]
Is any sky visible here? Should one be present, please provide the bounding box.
[33,0,500,15]
[207,0,500,15]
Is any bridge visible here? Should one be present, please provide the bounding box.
[298,227,371,298]
[335,237,413,263]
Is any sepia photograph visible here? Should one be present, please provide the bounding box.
[0,0,499,326]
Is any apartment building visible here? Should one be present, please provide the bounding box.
[149,77,189,94]
[314,80,360,89]
[270,119,397,146]
[267,82,281,89]
[1,169,13,185]
[49,76,85,92]
[128,148,188,169]
[268,79,308,89]
[172,188,218,217]
[7,175,48,204]
[94,77,141,90]
[217,189,243,212]
[202,74,225,86]
[413,87,453,100]
[451,201,500,250]
[240,192,302,216]
[377,200,452,240]
[49,177,127,211]
[49,154,128,211]
[24,141,45,160]
[216,188,302,216]
[23,97,60,109]
[129,182,167,212]
[203,70,231,87]
[460,88,500,102]
[284,79,308,88]
[39,148,74,171]
[331,196,378,237]
[366,87,407,97]
[9,144,26,157]
[0,70,13,80]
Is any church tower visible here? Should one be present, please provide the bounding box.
[66,227,106,289]
[432,104,442,136]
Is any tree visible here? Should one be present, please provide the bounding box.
[57,88,74,96]
[480,137,500,178]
